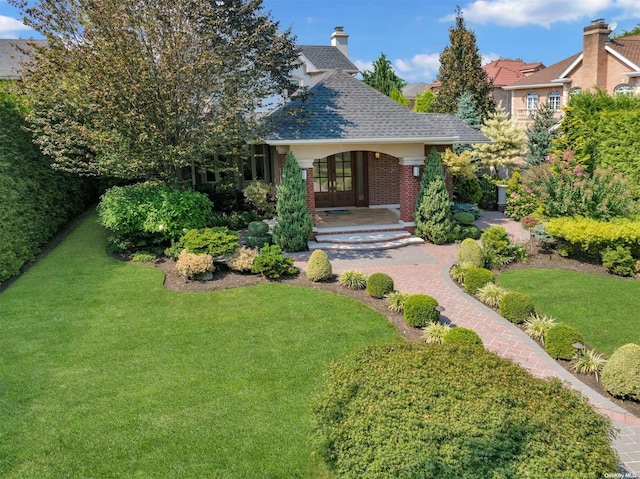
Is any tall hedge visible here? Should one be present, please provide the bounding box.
[0,84,95,284]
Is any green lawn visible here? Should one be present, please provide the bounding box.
[0,215,398,478]
[497,268,640,356]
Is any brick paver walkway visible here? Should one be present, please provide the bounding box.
[292,212,640,474]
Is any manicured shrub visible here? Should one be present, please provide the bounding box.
[475,283,507,308]
[272,152,313,252]
[421,322,450,344]
[524,313,557,345]
[453,177,482,204]
[175,251,214,279]
[499,291,535,324]
[453,211,475,225]
[403,294,439,327]
[463,267,495,294]
[251,244,297,280]
[481,225,526,268]
[602,343,640,400]
[457,224,481,240]
[226,246,259,272]
[338,270,368,290]
[481,226,510,254]
[179,227,240,257]
[366,273,394,298]
[243,180,276,218]
[248,220,270,237]
[456,238,483,268]
[245,235,273,249]
[97,182,212,245]
[130,251,156,262]
[387,291,409,313]
[306,250,333,282]
[312,343,618,478]
[544,324,585,360]
[443,327,483,347]
[601,245,636,277]
[211,210,260,229]
[451,202,482,219]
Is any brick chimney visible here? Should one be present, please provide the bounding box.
[582,19,610,90]
[330,26,349,58]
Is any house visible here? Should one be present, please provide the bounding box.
[504,19,640,126]
[263,68,488,230]
[0,39,46,80]
[402,82,430,109]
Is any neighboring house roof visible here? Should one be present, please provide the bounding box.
[505,53,582,89]
[298,45,358,74]
[483,59,545,87]
[0,39,42,79]
[607,35,640,68]
[402,82,429,99]
[264,69,488,144]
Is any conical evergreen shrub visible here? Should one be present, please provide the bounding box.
[272,152,313,252]
[414,148,453,244]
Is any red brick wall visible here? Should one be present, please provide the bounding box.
[368,152,400,205]
[399,165,421,224]
[304,168,316,223]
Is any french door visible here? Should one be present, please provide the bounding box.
[313,152,357,208]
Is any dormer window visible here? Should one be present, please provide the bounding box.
[287,77,303,97]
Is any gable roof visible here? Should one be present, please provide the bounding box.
[402,82,429,99]
[607,35,640,69]
[298,45,358,74]
[483,59,545,87]
[505,53,582,89]
[264,69,488,144]
[0,39,45,79]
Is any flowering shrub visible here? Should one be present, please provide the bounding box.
[505,172,539,220]
[524,158,631,220]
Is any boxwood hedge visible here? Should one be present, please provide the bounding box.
[312,342,618,478]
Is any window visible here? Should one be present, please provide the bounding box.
[614,84,633,96]
[526,91,538,110]
[548,90,560,110]
[569,87,582,97]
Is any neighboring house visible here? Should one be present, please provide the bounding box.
[402,82,430,109]
[482,59,545,114]
[263,68,488,229]
[504,19,640,126]
[0,39,46,80]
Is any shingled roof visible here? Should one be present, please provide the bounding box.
[298,45,359,74]
[265,69,488,144]
[0,39,45,79]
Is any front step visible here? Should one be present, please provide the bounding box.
[309,230,424,251]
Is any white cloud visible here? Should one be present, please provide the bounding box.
[442,0,614,28]
[0,15,32,38]
[393,53,440,82]
[481,52,501,65]
[353,59,373,72]
[614,0,640,18]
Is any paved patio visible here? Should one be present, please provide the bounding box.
[291,211,640,474]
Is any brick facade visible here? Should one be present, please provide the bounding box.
[398,165,421,224]
[304,168,315,221]
[368,152,400,205]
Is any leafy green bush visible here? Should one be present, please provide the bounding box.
[601,245,636,277]
[387,291,409,313]
[337,270,368,290]
[602,343,640,400]
[248,221,270,237]
[0,86,96,284]
[243,180,276,218]
[179,227,239,257]
[312,343,618,478]
[245,235,273,249]
[130,251,156,262]
[453,177,482,204]
[544,324,585,360]
[545,217,640,258]
[443,327,483,346]
[463,267,495,294]
[456,238,483,268]
[451,203,482,219]
[421,322,450,344]
[403,294,439,327]
[453,212,475,225]
[481,226,525,268]
[366,273,394,298]
[210,210,260,229]
[306,250,333,282]
[499,291,535,324]
[226,246,259,272]
[456,224,481,240]
[251,244,297,279]
[97,182,213,245]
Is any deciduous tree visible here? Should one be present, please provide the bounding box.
[413,88,435,113]
[11,0,299,183]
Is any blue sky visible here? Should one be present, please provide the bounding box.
[3,0,640,83]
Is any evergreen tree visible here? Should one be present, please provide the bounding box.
[525,102,558,165]
[272,152,313,252]
[432,7,494,120]
[413,89,435,113]
[473,104,527,179]
[414,148,453,244]
[453,91,481,154]
[390,87,410,107]
[361,53,406,97]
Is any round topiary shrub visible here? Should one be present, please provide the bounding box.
[544,324,585,360]
[499,291,535,324]
[245,234,273,249]
[248,220,270,237]
[463,267,495,294]
[312,343,619,478]
[602,343,640,400]
[458,224,481,240]
[306,249,333,282]
[403,294,439,327]
[443,327,483,347]
[456,238,484,268]
[366,273,394,298]
[453,212,475,225]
